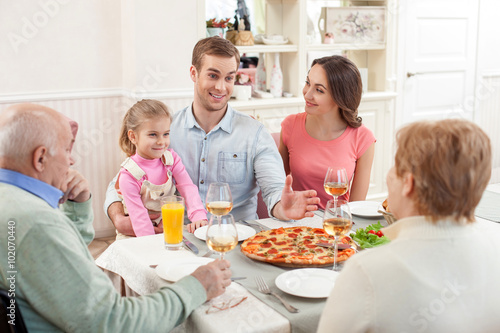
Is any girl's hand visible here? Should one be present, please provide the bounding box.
[187,219,208,233]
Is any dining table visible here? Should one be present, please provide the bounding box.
[95,185,500,333]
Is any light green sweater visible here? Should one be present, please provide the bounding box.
[0,183,207,332]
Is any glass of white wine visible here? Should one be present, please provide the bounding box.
[206,182,233,222]
[323,167,349,209]
[323,199,353,271]
[206,214,238,260]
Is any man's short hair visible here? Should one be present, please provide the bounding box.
[0,109,57,159]
[192,37,240,71]
[394,118,491,222]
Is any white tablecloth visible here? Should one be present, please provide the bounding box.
[95,235,290,333]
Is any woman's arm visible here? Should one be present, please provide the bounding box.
[278,131,291,175]
[349,142,375,202]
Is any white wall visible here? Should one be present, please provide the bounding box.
[0,0,201,237]
[475,0,500,183]
[0,0,123,95]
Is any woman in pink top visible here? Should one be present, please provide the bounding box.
[116,99,207,238]
[279,56,376,209]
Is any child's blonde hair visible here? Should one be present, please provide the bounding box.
[119,99,173,156]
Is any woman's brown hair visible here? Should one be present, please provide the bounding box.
[311,56,363,128]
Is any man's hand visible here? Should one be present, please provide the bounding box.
[60,169,91,203]
[191,259,232,300]
[272,174,320,220]
[187,219,208,233]
[108,202,136,236]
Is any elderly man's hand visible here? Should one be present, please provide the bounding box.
[191,259,231,300]
[61,169,91,203]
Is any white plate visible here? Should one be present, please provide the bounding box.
[156,257,214,282]
[193,224,256,241]
[275,268,339,298]
[348,201,383,218]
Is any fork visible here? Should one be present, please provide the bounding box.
[254,276,299,313]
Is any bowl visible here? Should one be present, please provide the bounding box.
[262,35,288,45]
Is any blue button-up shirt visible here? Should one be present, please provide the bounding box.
[170,104,285,221]
[0,168,63,208]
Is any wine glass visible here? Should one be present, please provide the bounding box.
[323,167,349,209]
[323,199,353,271]
[206,214,238,260]
[206,183,233,222]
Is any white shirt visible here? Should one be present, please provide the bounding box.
[317,216,500,333]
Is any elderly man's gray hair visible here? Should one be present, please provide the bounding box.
[0,109,58,159]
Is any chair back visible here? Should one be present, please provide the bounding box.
[0,288,28,333]
[256,132,281,219]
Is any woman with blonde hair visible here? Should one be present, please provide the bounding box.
[318,118,500,332]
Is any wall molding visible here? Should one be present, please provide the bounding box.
[0,88,195,103]
[482,71,500,78]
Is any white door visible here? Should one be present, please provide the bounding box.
[399,0,479,126]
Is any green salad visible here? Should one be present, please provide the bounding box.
[351,221,390,249]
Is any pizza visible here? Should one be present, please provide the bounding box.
[240,226,356,267]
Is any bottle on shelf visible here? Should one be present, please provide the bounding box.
[270,53,283,98]
[255,53,266,92]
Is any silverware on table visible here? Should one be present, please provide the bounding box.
[201,250,213,257]
[239,220,264,231]
[231,277,247,281]
[183,236,199,254]
[316,242,352,250]
[255,276,299,313]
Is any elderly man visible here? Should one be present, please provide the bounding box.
[0,103,231,332]
[105,37,320,236]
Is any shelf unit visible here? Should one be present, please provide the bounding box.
[199,0,398,199]
[199,0,396,107]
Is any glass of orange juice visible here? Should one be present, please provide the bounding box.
[161,195,185,250]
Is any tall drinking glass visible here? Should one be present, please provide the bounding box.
[323,199,353,271]
[323,167,349,209]
[206,183,233,221]
[161,195,185,250]
[206,214,238,260]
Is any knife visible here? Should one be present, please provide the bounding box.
[317,242,352,250]
[183,236,199,255]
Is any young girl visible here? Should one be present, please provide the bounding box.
[279,55,376,208]
[116,99,207,238]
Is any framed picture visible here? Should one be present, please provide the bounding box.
[326,6,386,44]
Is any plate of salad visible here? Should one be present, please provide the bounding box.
[350,221,390,249]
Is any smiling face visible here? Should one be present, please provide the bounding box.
[128,116,171,160]
[302,64,339,116]
[191,54,238,113]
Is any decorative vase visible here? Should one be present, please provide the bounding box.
[234,30,254,46]
[255,53,266,91]
[270,53,283,98]
[206,27,224,38]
